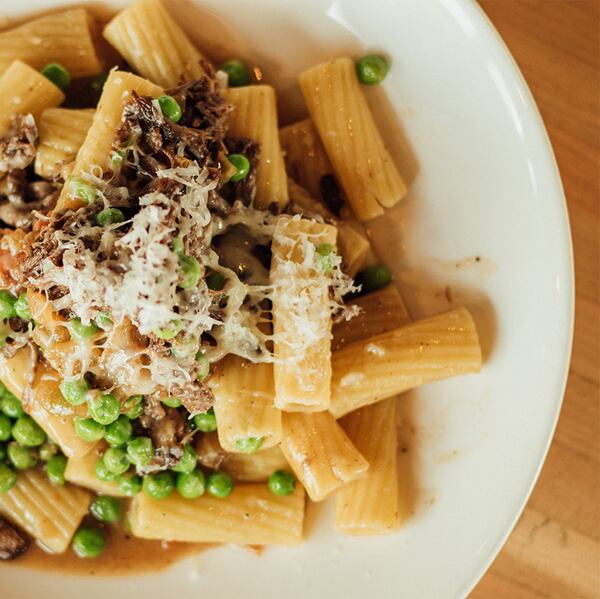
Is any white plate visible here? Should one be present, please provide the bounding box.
[1,1,573,598]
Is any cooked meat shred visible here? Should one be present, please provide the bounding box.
[0,114,37,174]
[0,517,29,560]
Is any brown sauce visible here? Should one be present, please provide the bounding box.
[12,523,209,576]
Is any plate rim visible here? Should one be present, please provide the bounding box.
[458,1,575,596]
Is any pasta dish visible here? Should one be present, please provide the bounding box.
[0,0,482,565]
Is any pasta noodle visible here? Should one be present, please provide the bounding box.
[280,118,333,203]
[54,70,163,213]
[279,411,369,501]
[209,355,282,452]
[299,57,407,220]
[0,60,64,135]
[103,0,205,88]
[333,285,411,350]
[0,469,91,553]
[0,348,92,458]
[271,216,336,412]
[34,108,95,180]
[330,307,483,418]
[287,179,373,277]
[335,398,399,535]
[223,85,288,209]
[130,484,305,545]
[196,433,289,482]
[0,9,101,78]
[64,443,126,496]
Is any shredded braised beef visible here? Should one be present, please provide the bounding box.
[0,114,59,229]
[0,517,29,560]
[0,115,37,174]
[138,397,187,472]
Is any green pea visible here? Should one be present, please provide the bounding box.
[355,264,392,294]
[206,272,225,291]
[176,470,205,499]
[72,526,106,558]
[172,444,197,474]
[59,378,89,406]
[194,408,216,432]
[179,254,201,290]
[356,54,389,85]
[158,95,182,123]
[117,473,142,496]
[143,471,175,499]
[220,59,251,87]
[0,391,23,418]
[227,153,251,183]
[152,320,182,340]
[102,447,130,475]
[123,395,143,420]
[234,436,264,454]
[69,317,100,341]
[7,442,38,470]
[161,396,181,408]
[127,436,153,467]
[90,495,122,523]
[95,311,113,330]
[104,415,132,447]
[41,62,71,90]
[12,415,46,447]
[268,470,296,496]
[0,443,6,461]
[196,351,209,381]
[171,235,184,255]
[74,418,105,443]
[315,243,337,273]
[39,441,58,461]
[0,413,11,441]
[67,176,96,205]
[88,393,120,426]
[13,293,31,320]
[0,290,16,320]
[0,463,17,493]
[94,457,116,482]
[46,454,67,485]
[95,207,125,227]
[206,471,233,498]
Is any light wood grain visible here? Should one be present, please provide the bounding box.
[472,2,600,598]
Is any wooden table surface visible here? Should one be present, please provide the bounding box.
[470,2,600,598]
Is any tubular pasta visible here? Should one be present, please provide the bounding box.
[223,85,288,209]
[335,398,399,535]
[34,108,95,180]
[299,57,407,220]
[209,355,281,452]
[0,60,64,135]
[54,70,163,213]
[130,484,305,546]
[0,9,101,78]
[103,0,204,88]
[270,216,336,412]
[330,307,483,418]
[0,468,91,554]
[279,411,369,502]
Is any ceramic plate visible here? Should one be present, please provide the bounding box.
[1,1,573,597]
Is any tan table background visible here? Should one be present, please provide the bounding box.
[469,1,600,598]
